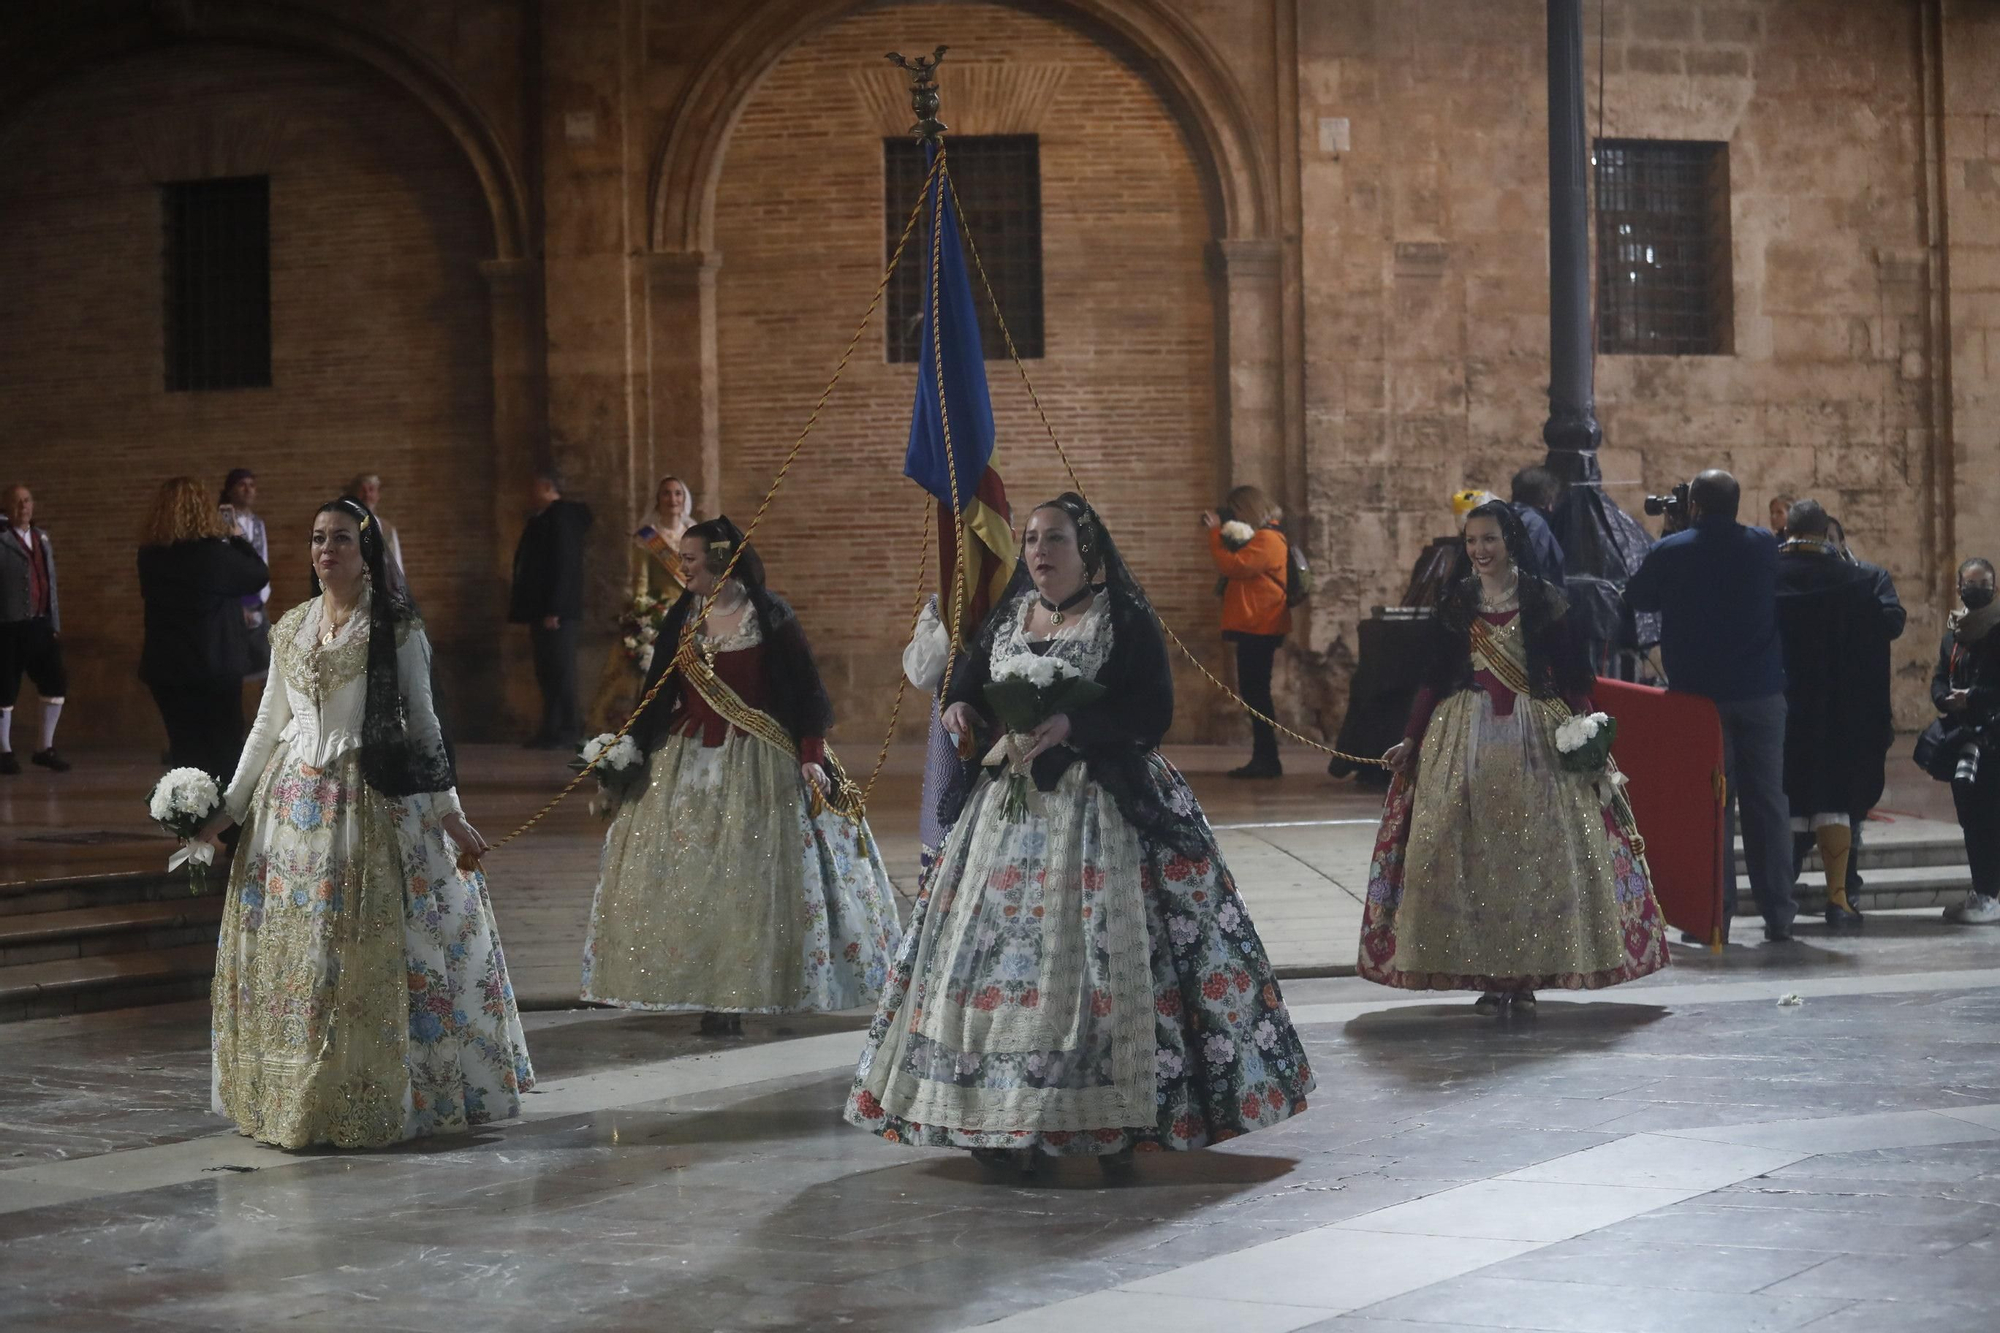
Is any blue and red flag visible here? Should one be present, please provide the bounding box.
[903,140,1015,645]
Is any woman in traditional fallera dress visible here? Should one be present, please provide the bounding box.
[580,518,902,1034]
[846,494,1315,1173]
[590,475,698,733]
[1361,501,1669,1013]
[198,498,533,1149]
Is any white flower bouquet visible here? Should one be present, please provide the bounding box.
[146,768,223,892]
[981,654,1106,821]
[616,589,674,669]
[1554,711,1618,773]
[573,732,647,816]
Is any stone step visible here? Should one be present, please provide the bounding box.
[1732,833,1965,876]
[0,868,224,917]
[0,897,225,967]
[0,943,216,1023]
[1734,863,1975,915]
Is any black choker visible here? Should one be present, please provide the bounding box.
[1038,584,1094,627]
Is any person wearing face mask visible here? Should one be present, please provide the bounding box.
[1936,557,2000,924]
[846,494,1314,1174]
[1362,501,1669,1015]
[193,498,533,1149]
[580,517,902,1035]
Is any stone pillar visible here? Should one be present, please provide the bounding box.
[645,250,723,518]
[1541,0,1602,483]
[481,255,545,732]
[1208,237,1286,503]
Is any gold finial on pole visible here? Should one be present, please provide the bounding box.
[885,45,949,140]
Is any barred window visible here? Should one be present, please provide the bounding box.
[162,176,272,391]
[1594,140,1732,356]
[885,135,1043,363]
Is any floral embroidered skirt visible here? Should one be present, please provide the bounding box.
[580,729,902,1013]
[845,755,1314,1156]
[211,748,535,1150]
[1359,688,1670,992]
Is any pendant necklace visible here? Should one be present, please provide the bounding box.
[320,598,357,647]
[1037,584,1094,628]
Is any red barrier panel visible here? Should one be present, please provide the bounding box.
[1595,678,1728,948]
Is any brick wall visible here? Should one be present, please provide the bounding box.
[710,1,1224,744]
[1298,0,1966,726]
[0,43,502,745]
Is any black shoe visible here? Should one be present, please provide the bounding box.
[1763,925,1797,943]
[1098,1145,1137,1174]
[1227,762,1283,780]
[1473,992,1508,1015]
[1824,904,1864,931]
[0,751,17,776]
[30,748,69,773]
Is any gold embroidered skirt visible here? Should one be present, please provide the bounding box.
[1359,688,1670,991]
[580,730,902,1013]
[212,748,535,1149]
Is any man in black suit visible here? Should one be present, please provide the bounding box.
[509,469,593,749]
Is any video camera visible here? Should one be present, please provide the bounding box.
[1643,482,1690,521]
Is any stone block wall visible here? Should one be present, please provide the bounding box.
[1296,0,1972,726]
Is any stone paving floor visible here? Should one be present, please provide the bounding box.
[2,741,1967,1000]
[5,922,2000,1332]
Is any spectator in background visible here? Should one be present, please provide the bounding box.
[345,473,406,592]
[138,478,270,782]
[221,468,271,679]
[0,484,69,773]
[1625,469,1797,942]
[1509,466,1568,586]
[509,468,593,749]
[1937,557,1999,925]
[1767,494,1795,541]
[1203,485,1291,779]
[1774,500,1899,931]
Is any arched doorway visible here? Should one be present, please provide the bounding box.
[0,40,508,737]
[651,0,1284,742]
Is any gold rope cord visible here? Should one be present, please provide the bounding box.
[668,632,866,825]
[942,171,1387,769]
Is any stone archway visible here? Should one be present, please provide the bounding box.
[643,0,1288,540]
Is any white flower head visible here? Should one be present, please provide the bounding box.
[1220,520,1256,545]
[581,734,615,765]
[604,737,643,770]
[993,653,1074,688]
[149,768,220,825]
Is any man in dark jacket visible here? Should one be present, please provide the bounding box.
[510,469,594,748]
[1509,466,1568,586]
[1774,500,1899,930]
[1626,469,1796,941]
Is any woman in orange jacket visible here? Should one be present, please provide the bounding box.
[1203,485,1292,778]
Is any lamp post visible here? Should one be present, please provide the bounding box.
[1542,0,1601,486]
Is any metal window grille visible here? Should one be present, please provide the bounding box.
[885,135,1043,363]
[1594,140,1732,356]
[162,176,272,391]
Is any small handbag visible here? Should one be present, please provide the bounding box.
[1912,718,1966,782]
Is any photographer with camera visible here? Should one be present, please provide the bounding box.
[1626,469,1797,942]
